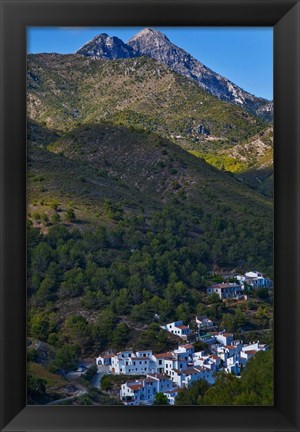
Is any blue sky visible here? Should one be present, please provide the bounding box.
[27,27,273,100]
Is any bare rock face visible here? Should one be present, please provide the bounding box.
[128,28,272,120]
[77,33,138,60]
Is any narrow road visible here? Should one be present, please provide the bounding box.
[46,387,88,405]
[92,365,110,390]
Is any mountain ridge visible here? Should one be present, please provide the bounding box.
[76,28,273,121]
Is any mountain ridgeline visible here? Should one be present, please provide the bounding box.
[77,28,273,121]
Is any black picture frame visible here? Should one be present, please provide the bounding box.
[1,0,299,431]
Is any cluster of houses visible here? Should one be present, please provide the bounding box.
[96,330,268,406]
[94,270,271,405]
[207,271,271,300]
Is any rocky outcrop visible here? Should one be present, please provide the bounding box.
[77,33,138,60]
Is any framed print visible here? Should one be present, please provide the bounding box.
[0,0,299,431]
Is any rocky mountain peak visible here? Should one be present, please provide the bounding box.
[129,28,171,44]
[128,29,272,120]
[76,33,138,60]
[128,28,184,65]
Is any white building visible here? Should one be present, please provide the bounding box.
[120,373,174,406]
[207,283,243,300]
[161,321,191,339]
[170,366,215,387]
[110,350,157,375]
[196,316,214,330]
[237,271,271,289]
[96,353,114,366]
[164,388,183,405]
[215,332,234,346]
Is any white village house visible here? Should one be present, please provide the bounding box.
[196,316,214,331]
[96,353,114,366]
[110,350,157,375]
[207,283,243,300]
[160,320,191,339]
[120,373,174,406]
[236,271,271,289]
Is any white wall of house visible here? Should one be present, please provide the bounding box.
[242,342,260,352]
[161,321,191,338]
[215,332,233,345]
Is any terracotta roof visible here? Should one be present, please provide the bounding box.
[210,283,240,289]
[147,373,167,380]
[127,383,143,391]
[144,377,156,383]
[210,355,220,360]
[244,350,257,355]
[177,325,188,330]
[223,333,233,337]
[225,345,236,350]
[154,352,173,359]
[172,368,183,375]
[181,344,193,349]
[182,368,201,375]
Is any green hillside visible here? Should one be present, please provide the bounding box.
[27,54,266,153]
[28,123,272,271]
[27,123,273,357]
[189,127,273,196]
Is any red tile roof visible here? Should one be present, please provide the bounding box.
[182,368,201,375]
[210,283,240,289]
[177,325,188,330]
[147,373,167,380]
[210,355,220,360]
[154,352,173,359]
[127,384,143,391]
[172,368,183,375]
[144,377,156,383]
